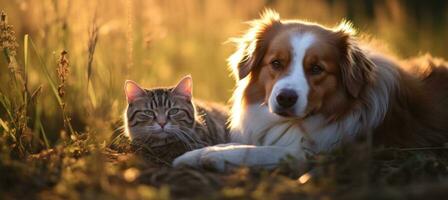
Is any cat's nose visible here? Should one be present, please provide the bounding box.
[158,121,167,128]
[157,115,167,129]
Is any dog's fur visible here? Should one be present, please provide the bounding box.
[173,10,448,171]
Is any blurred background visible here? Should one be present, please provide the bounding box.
[1,0,448,147]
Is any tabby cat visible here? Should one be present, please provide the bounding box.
[124,76,229,161]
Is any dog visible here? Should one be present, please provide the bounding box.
[173,9,448,171]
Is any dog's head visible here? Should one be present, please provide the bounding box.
[229,10,374,120]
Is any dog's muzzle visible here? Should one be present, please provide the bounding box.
[274,89,298,117]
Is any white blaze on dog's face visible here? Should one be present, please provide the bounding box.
[251,24,350,119]
[268,33,315,117]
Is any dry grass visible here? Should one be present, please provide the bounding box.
[1,0,448,199]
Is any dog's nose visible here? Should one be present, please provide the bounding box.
[276,89,298,108]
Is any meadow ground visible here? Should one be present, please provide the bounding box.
[1,0,448,199]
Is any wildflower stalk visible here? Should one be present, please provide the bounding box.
[28,36,76,139]
[86,16,99,109]
[56,50,75,136]
[1,11,19,82]
[1,11,30,157]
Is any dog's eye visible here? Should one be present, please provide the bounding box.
[311,65,323,75]
[270,60,283,70]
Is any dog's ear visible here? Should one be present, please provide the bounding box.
[335,22,375,98]
[228,9,281,80]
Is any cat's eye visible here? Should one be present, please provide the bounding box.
[143,110,154,117]
[168,108,179,115]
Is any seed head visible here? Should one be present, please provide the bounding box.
[57,50,69,99]
[0,11,18,58]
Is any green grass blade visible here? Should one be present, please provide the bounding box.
[35,105,49,149]
[24,35,28,69]
[28,37,64,107]
[0,92,15,124]
[0,118,9,132]
[23,34,29,117]
[39,122,49,149]
[28,36,76,136]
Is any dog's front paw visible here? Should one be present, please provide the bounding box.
[172,146,232,171]
[199,150,231,171]
[172,148,205,168]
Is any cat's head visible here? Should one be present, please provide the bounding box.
[124,76,197,147]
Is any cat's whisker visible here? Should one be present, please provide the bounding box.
[178,128,208,149]
[177,133,194,150]
[168,129,192,150]
[177,132,195,150]
[143,126,162,131]
[172,127,197,144]
[113,125,125,134]
[164,125,193,149]
[173,129,198,150]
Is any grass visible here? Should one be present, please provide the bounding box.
[2,134,448,199]
[1,1,448,199]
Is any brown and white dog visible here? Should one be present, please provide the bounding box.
[173,10,448,171]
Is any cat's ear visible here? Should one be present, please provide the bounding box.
[125,80,146,103]
[172,75,193,101]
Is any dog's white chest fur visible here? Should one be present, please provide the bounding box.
[230,104,351,155]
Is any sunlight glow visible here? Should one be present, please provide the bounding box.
[123,168,140,182]
[297,173,311,184]
[229,76,250,131]
[335,19,357,35]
